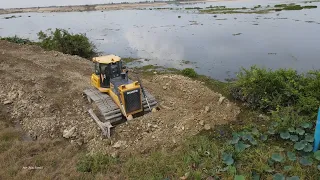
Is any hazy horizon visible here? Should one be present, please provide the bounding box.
[0,0,149,9]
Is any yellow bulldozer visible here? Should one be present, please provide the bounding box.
[83,55,158,138]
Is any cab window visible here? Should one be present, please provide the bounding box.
[95,62,100,75]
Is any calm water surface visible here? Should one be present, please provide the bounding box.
[1,0,319,80]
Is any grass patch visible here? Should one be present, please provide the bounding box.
[283,5,303,10]
[185,7,203,10]
[123,135,223,179]
[76,153,118,173]
[303,5,318,9]
[200,8,271,14]
[0,36,34,45]
[274,4,317,10]
[200,3,317,14]
[274,4,291,8]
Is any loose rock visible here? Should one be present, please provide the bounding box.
[218,96,226,104]
[204,106,210,113]
[112,140,126,148]
[110,151,119,158]
[63,126,76,139]
[204,124,211,130]
[3,100,12,105]
[199,120,204,126]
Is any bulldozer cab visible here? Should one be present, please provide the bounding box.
[92,55,125,89]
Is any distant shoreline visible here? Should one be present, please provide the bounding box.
[0,2,165,15]
[0,0,236,15]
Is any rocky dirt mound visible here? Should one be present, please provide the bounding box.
[0,40,240,156]
[88,74,240,156]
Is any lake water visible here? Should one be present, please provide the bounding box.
[1,0,320,80]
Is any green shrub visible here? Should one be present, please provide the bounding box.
[182,68,198,78]
[37,28,97,59]
[270,107,309,130]
[0,36,33,44]
[231,66,320,117]
[76,153,117,173]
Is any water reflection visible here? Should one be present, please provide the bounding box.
[0,1,320,80]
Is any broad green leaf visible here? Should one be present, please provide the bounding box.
[287,176,300,180]
[249,138,258,145]
[317,165,320,170]
[228,166,237,175]
[280,131,290,139]
[288,127,295,133]
[304,134,314,143]
[267,158,275,166]
[290,135,299,142]
[234,175,245,180]
[301,122,312,129]
[314,151,320,161]
[284,165,293,171]
[264,165,274,173]
[242,134,253,141]
[300,140,308,145]
[231,135,240,144]
[268,128,276,135]
[252,171,260,180]
[294,141,305,151]
[271,153,284,162]
[296,128,305,135]
[251,127,259,136]
[271,122,279,127]
[235,141,250,153]
[222,153,234,165]
[303,143,313,152]
[261,134,268,141]
[299,156,313,166]
[287,151,297,161]
[273,173,285,180]
[238,131,245,137]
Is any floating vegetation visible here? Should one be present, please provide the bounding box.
[4,15,22,19]
[181,60,196,64]
[232,33,242,36]
[305,20,316,23]
[283,5,304,10]
[254,5,262,8]
[185,7,202,10]
[303,5,318,9]
[198,3,317,14]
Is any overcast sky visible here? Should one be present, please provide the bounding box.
[0,0,143,9]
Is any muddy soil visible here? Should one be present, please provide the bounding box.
[0,40,240,156]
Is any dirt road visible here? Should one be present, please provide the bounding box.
[0,40,240,157]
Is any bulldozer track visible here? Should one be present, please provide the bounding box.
[83,87,123,124]
[83,87,158,137]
